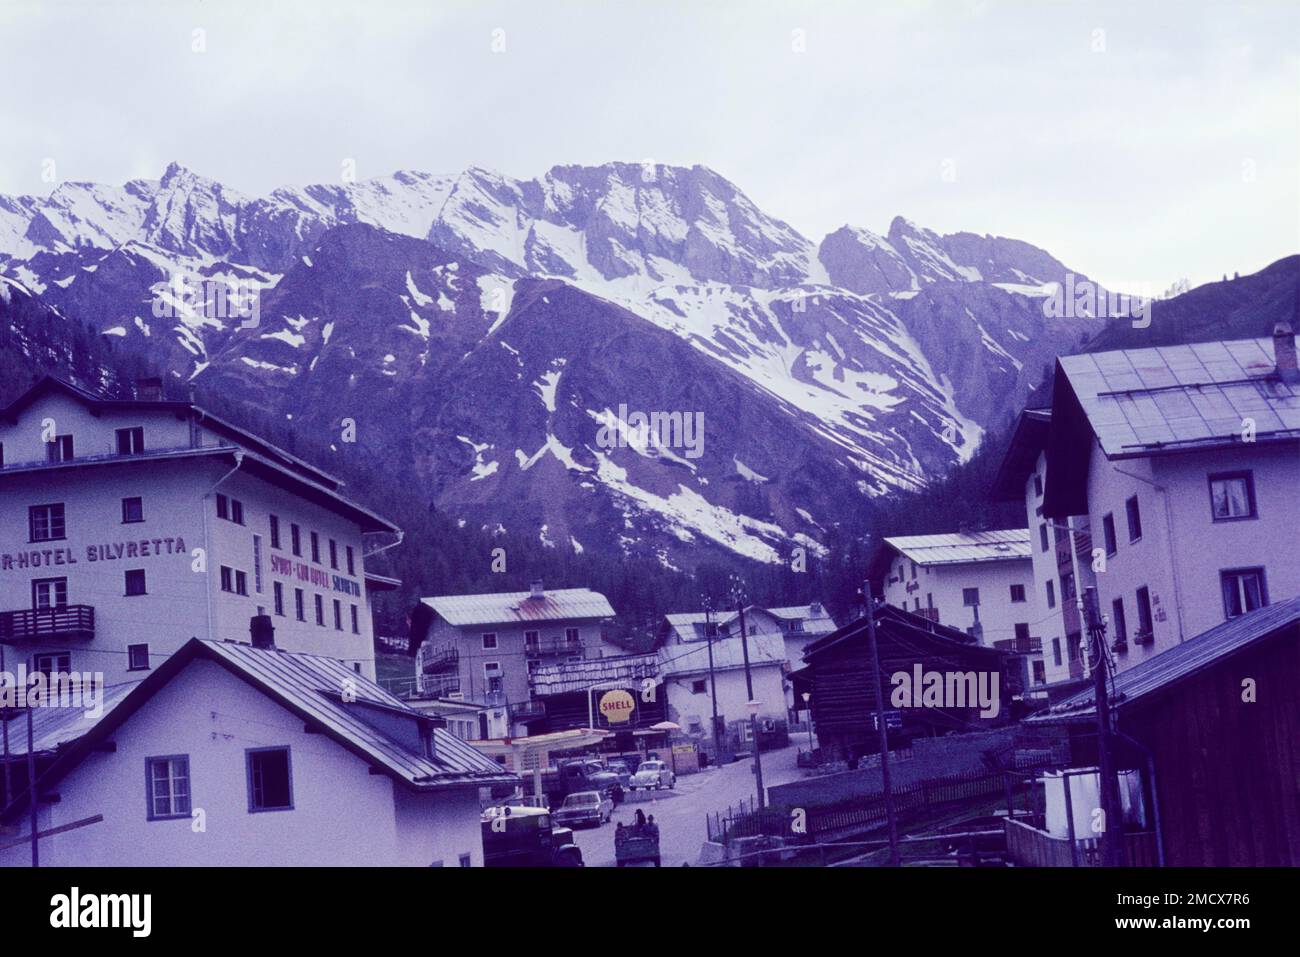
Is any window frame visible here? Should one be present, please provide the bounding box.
[124,568,147,597]
[32,577,69,611]
[269,514,281,550]
[1101,513,1117,556]
[145,754,192,821]
[121,496,145,524]
[1220,567,1268,620]
[127,643,151,671]
[1009,583,1026,604]
[962,587,980,607]
[1125,495,1142,543]
[245,747,294,814]
[482,632,498,650]
[28,503,66,543]
[1208,471,1257,523]
[115,426,145,455]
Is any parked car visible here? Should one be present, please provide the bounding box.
[630,759,675,791]
[604,759,633,788]
[553,790,614,828]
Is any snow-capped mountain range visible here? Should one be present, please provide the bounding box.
[0,161,1106,566]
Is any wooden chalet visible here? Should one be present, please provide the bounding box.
[1027,594,1300,866]
[792,604,1024,762]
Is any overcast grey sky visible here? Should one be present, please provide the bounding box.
[1,0,1296,290]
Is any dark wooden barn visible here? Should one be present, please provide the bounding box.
[792,604,1024,762]
[1031,594,1300,866]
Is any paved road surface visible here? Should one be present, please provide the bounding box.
[570,743,811,867]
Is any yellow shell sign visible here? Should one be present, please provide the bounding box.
[598,689,636,724]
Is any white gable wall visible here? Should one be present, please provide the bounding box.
[0,659,480,866]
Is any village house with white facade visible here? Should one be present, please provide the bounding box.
[1041,326,1300,671]
[0,376,401,687]
[0,633,515,866]
[872,530,1042,676]
[408,584,616,736]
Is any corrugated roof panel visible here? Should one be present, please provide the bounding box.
[1064,336,1300,456]
[202,641,514,786]
[884,529,1031,566]
[421,588,615,627]
[1033,596,1300,722]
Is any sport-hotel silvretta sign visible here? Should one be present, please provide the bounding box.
[269,553,361,597]
[1,537,190,571]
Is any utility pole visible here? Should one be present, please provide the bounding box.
[863,579,900,866]
[27,707,38,867]
[1,644,11,810]
[732,586,765,809]
[1084,586,1125,866]
[702,598,722,763]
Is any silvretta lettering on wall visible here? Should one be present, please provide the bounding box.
[1,538,188,571]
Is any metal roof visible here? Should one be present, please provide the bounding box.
[1058,337,1300,458]
[1029,595,1300,723]
[662,604,836,643]
[201,641,514,786]
[0,682,138,757]
[420,588,615,627]
[883,529,1032,566]
[658,633,787,677]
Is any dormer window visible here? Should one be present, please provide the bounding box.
[116,427,145,455]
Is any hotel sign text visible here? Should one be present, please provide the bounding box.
[2,538,189,571]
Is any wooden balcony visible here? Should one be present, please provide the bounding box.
[994,636,1043,655]
[0,604,95,642]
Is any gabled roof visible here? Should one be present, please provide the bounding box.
[990,407,1052,501]
[1056,337,1299,459]
[1044,336,1300,517]
[802,603,992,661]
[419,588,615,628]
[1028,595,1300,724]
[882,529,1031,567]
[1,639,515,823]
[0,682,138,757]
[0,376,399,534]
[661,603,836,643]
[2,375,344,488]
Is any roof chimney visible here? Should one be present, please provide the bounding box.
[529,580,544,600]
[250,614,276,650]
[810,601,823,615]
[136,377,164,401]
[1273,322,1299,384]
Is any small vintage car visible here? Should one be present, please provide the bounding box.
[553,790,614,828]
[629,759,676,791]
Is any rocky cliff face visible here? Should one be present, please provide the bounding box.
[0,161,1122,566]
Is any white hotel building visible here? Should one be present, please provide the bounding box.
[1041,327,1300,673]
[0,376,400,687]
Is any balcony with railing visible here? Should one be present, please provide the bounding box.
[524,636,584,658]
[0,605,95,642]
[511,699,546,721]
[420,643,459,674]
[994,636,1043,655]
